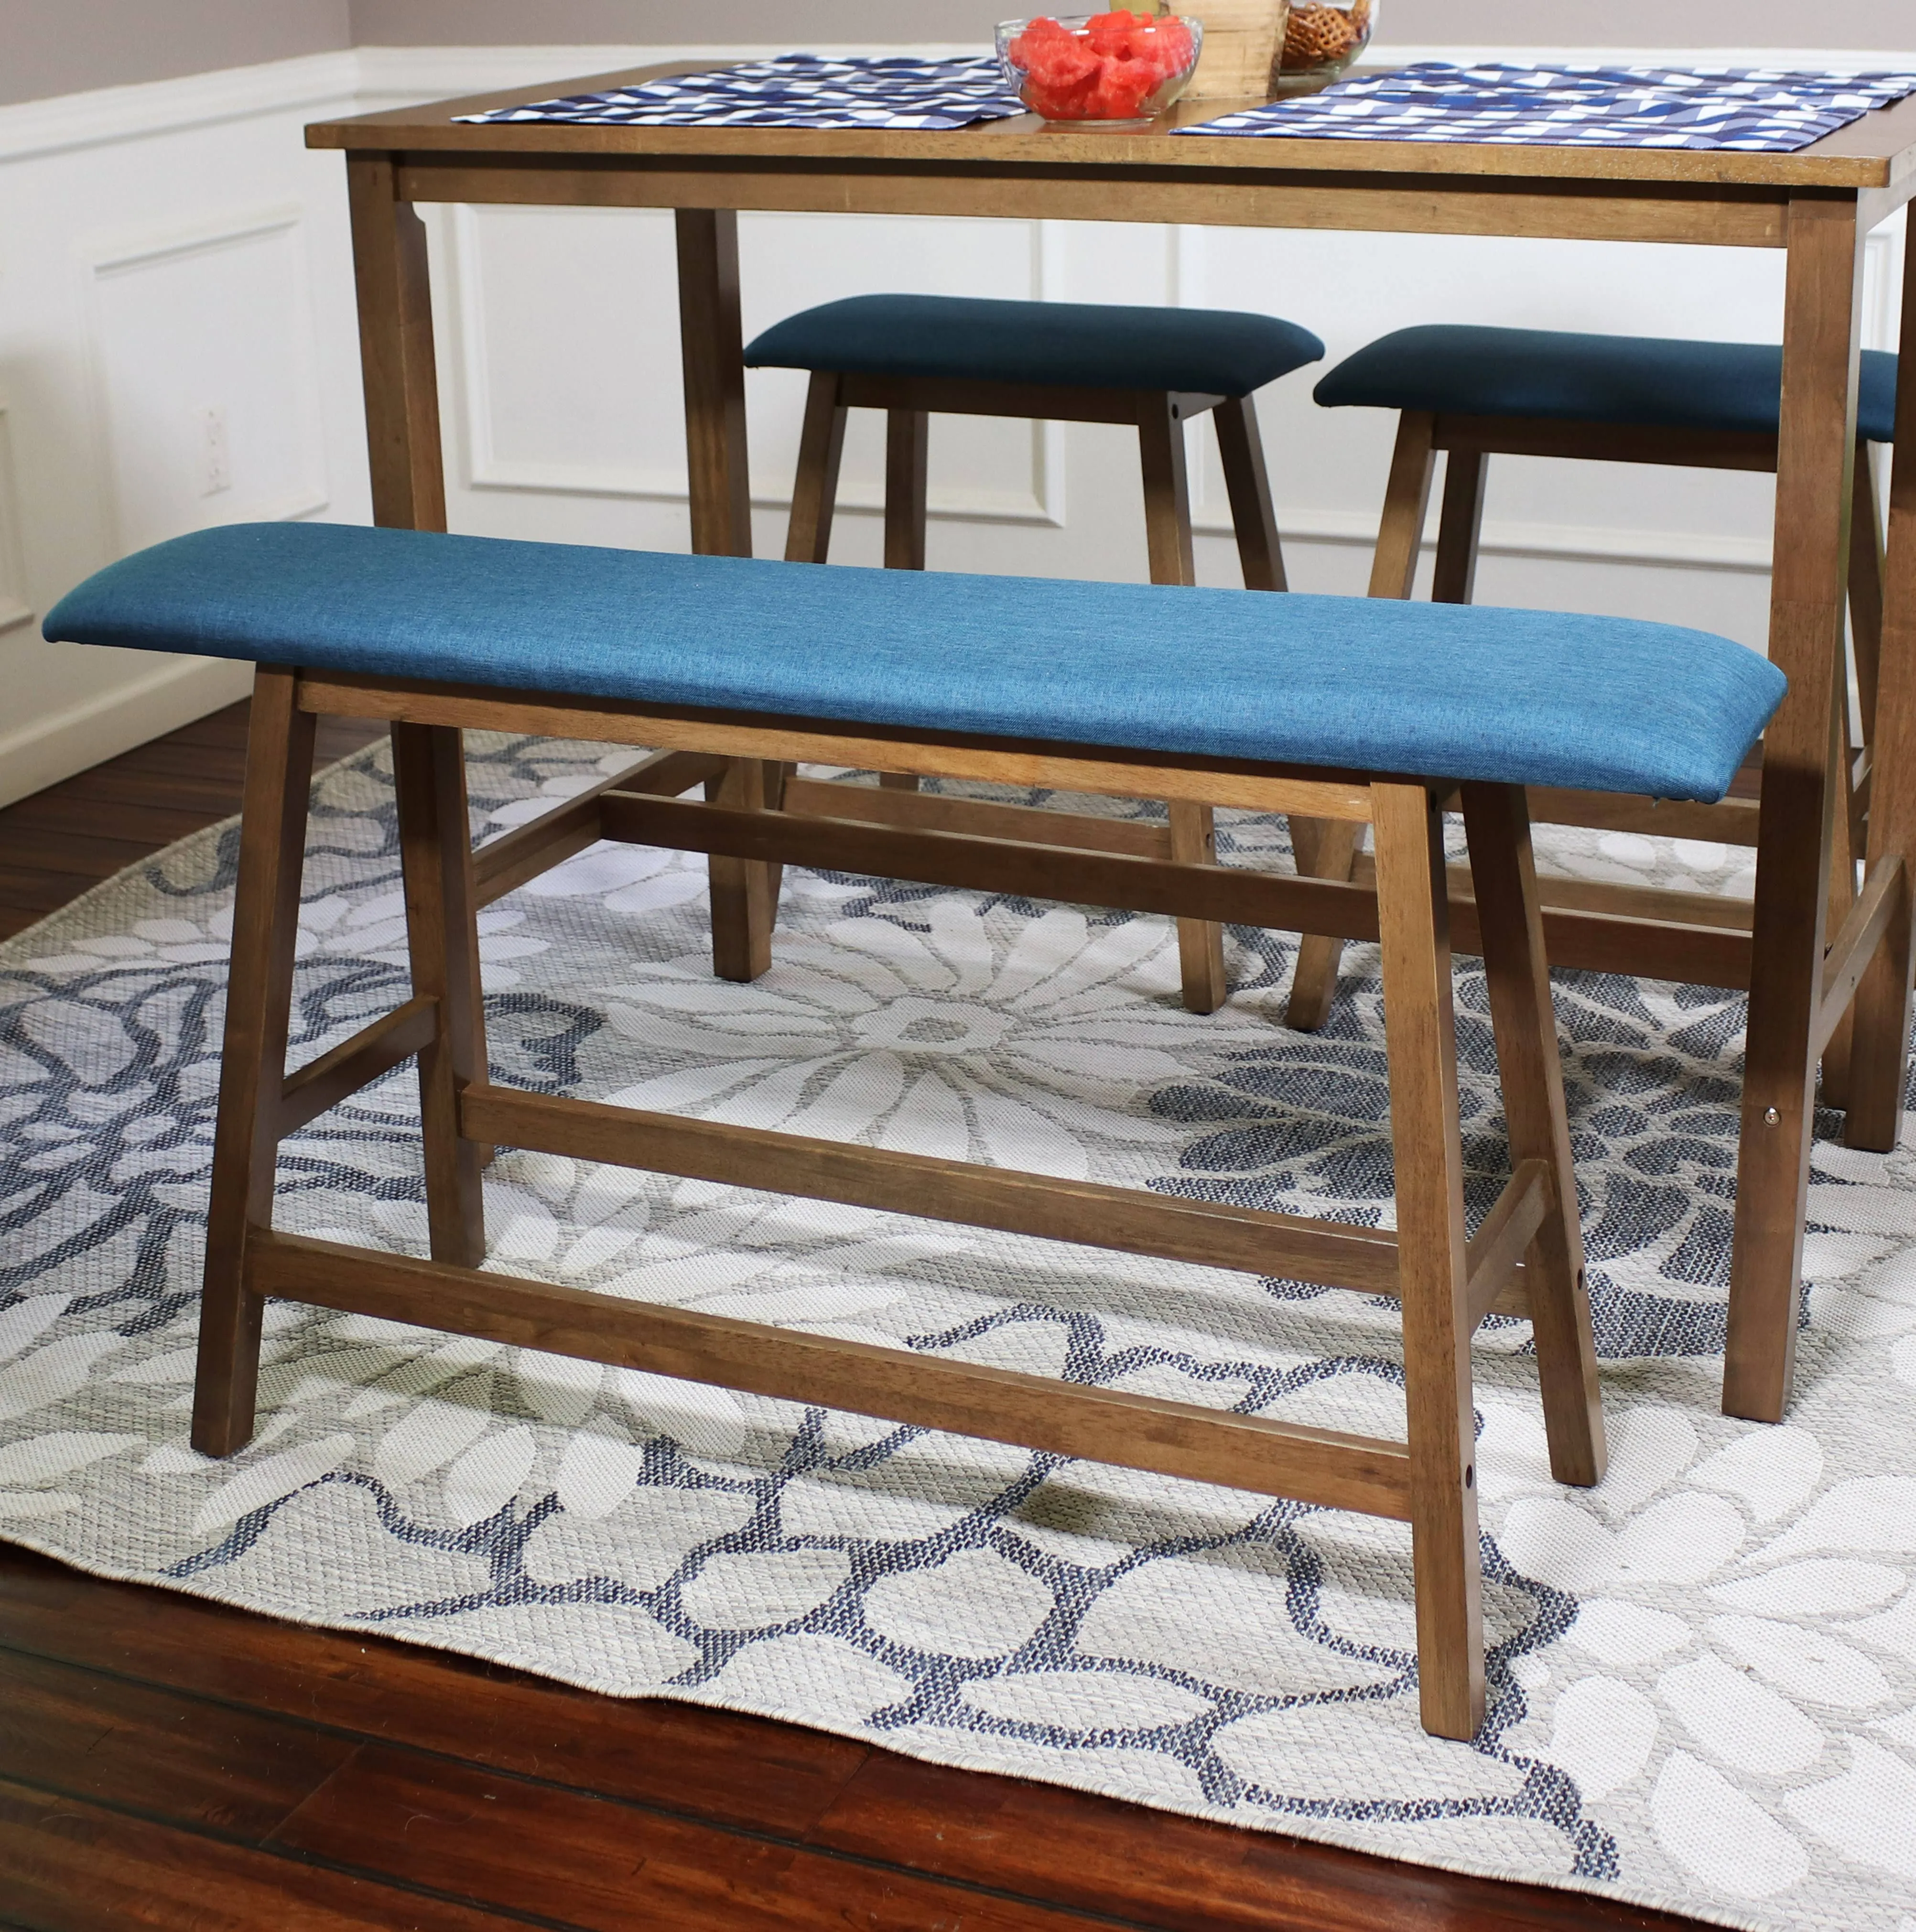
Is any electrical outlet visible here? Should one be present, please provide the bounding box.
[199,404,232,497]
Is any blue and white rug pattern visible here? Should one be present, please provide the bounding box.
[1,735,1914,1931]
[1185,64,1916,152]
[457,55,1025,132]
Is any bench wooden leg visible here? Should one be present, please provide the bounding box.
[1461,782,1606,1488]
[1372,778,1482,1741]
[1139,395,1228,1013]
[194,668,315,1457]
[393,722,488,1269]
[1289,413,1440,1033]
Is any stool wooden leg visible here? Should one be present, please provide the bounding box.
[1140,395,1228,1012]
[1285,820,1361,1031]
[706,756,785,983]
[1169,799,1229,1015]
[885,409,929,572]
[1842,243,1916,1156]
[1431,449,1486,606]
[1850,442,1885,751]
[1138,395,1197,589]
[1214,395,1286,593]
[1373,778,1482,1741]
[875,408,931,793]
[1372,411,1439,602]
[1822,688,1862,1110]
[1461,781,1606,1488]
[1828,444,1887,1110]
[194,668,315,1457]
[785,372,845,566]
[393,722,487,1269]
[1289,414,1440,1033]
[1216,390,1354,1007]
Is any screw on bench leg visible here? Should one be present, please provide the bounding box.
[195,667,314,1458]
[1373,777,1483,1743]
[393,721,487,1269]
[1461,780,1606,1490]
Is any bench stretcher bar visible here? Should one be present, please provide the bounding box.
[249,1229,1415,1522]
[481,773,1761,987]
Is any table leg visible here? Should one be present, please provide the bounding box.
[346,155,446,533]
[1841,230,1916,1156]
[1723,194,1865,1423]
[675,208,779,981]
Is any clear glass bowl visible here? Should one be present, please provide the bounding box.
[997,12,1205,126]
[1274,0,1373,86]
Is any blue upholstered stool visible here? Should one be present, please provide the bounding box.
[745,292,1326,1014]
[1290,323,1901,1048]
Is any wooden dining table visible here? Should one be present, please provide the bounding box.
[306,64,1916,1426]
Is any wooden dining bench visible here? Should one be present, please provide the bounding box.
[43,521,1784,1740]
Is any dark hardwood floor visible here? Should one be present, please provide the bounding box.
[0,702,1712,1931]
[0,701,382,942]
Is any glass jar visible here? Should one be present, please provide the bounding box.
[1274,0,1373,86]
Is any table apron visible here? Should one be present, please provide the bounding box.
[390,152,1794,248]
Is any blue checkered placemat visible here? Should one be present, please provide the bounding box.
[456,53,1025,131]
[1181,63,1916,151]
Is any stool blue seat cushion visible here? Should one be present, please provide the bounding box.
[1314,324,1900,443]
[744,295,1325,399]
[44,523,1783,804]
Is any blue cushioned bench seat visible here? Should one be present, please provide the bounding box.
[44,521,1783,804]
[1314,324,1900,443]
[745,294,1325,398]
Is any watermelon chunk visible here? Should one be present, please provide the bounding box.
[1008,10,1197,120]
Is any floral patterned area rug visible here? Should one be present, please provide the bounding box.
[1,734,1914,1932]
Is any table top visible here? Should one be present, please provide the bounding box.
[308,59,1916,198]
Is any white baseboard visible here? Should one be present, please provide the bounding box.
[0,655,255,812]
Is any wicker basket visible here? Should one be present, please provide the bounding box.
[1179,0,1289,99]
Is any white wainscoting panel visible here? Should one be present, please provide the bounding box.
[441,201,1065,561]
[84,206,330,552]
[0,54,368,807]
[0,408,30,637]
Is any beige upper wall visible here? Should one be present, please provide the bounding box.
[4,0,1910,110]
[348,0,1916,50]
[0,0,350,108]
